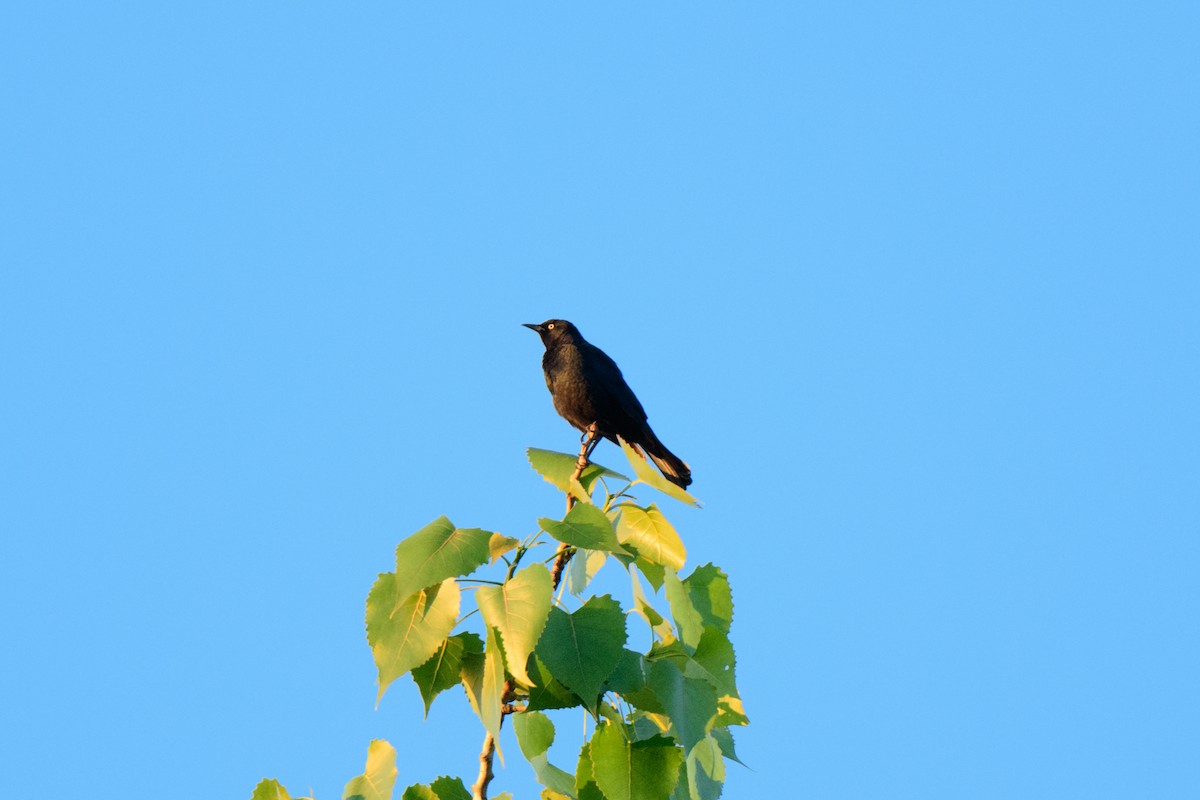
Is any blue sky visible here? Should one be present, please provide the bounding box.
[2,3,1197,798]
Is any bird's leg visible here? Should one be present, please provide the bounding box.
[552,423,600,591]
[577,422,600,472]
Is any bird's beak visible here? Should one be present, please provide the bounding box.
[523,323,543,333]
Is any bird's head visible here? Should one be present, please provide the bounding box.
[523,319,580,348]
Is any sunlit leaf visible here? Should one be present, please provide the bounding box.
[539,503,629,555]
[367,577,461,702]
[617,437,701,507]
[513,711,577,797]
[527,447,629,503]
[481,625,506,763]
[615,504,686,572]
[686,735,725,800]
[488,533,521,563]
[630,567,675,642]
[392,517,492,602]
[342,740,398,800]
[459,632,486,718]
[476,563,553,686]
[251,779,297,800]
[568,548,610,596]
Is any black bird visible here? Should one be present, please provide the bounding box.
[524,319,692,488]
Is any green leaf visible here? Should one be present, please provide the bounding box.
[539,503,629,555]
[663,569,703,651]
[567,548,610,596]
[613,655,665,715]
[630,567,674,642]
[401,777,470,800]
[647,659,719,752]
[710,727,746,767]
[540,792,572,800]
[251,779,296,800]
[686,735,725,800]
[635,557,666,592]
[525,654,583,711]
[489,533,521,563]
[430,777,471,800]
[590,724,685,800]
[682,565,733,636]
[459,631,486,717]
[576,741,600,798]
[481,625,506,763]
[342,740,398,800]
[392,517,492,602]
[527,447,629,502]
[367,577,461,702]
[615,504,686,572]
[617,437,701,507]
[513,711,578,797]
[476,563,553,686]
[602,649,648,695]
[411,632,473,716]
[690,627,737,697]
[535,595,628,713]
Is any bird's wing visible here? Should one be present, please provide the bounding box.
[582,342,648,422]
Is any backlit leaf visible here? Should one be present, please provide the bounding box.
[617,437,701,507]
[527,447,629,503]
[488,533,521,563]
[539,503,628,555]
[251,780,297,800]
[686,735,725,800]
[392,517,492,602]
[342,740,398,800]
[367,577,461,702]
[481,626,506,763]
[476,563,552,686]
[615,504,686,572]
[513,711,577,797]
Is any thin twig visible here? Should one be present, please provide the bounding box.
[473,425,598,799]
[551,423,598,591]
[471,680,517,800]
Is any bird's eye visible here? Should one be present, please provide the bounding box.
[547,323,555,330]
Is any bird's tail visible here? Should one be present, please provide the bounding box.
[634,427,692,489]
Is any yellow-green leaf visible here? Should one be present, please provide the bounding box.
[476,563,552,686]
[392,517,492,602]
[615,504,686,572]
[617,437,701,507]
[367,577,461,703]
[342,740,398,800]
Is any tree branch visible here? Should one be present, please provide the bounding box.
[472,426,599,799]
[551,423,598,591]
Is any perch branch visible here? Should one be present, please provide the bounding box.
[551,423,599,590]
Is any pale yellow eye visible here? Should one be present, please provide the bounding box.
[547,323,555,330]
